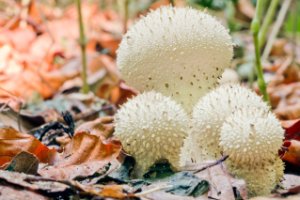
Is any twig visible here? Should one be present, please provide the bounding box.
[135,185,173,197]
[262,0,292,61]
[76,0,90,94]
[123,0,129,33]
[193,155,229,174]
[291,0,298,63]
[170,0,175,6]
[259,0,280,48]
[251,0,270,104]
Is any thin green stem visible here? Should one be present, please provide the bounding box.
[76,0,90,94]
[251,0,270,104]
[259,0,279,48]
[170,0,175,6]
[292,0,298,63]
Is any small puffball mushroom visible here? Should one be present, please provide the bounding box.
[218,68,239,85]
[117,6,233,112]
[114,91,189,177]
[227,157,284,197]
[227,163,276,197]
[180,84,270,165]
[220,108,284,165]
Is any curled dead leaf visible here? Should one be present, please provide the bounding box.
[76,116,114,138]
[281,140,300,166]
[0,127,57,167]
[39,131,121,180]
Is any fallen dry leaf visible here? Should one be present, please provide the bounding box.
[196,163,244,200]
[283,119,300,140]
[5,151,39,175]
[0,170,69,193]
[281,140,300,166]
[76,116,114,138]
[74,183,136,199]
[39,131,121,180]
[0,185,48,200]
[0,127,57,167]
[282,174,300,190]
[109,82,138,106]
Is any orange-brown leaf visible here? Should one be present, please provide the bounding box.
[281,140,300,166]
[39,132,121,180]
[0,127,57,167]
[76,116,114,138]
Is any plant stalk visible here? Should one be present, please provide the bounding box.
[170,0,175,6]
[259,0,280,48]
[251,0,270,104]
[123,0,129,33]
[76,0,90,94]
[262,0,292,61]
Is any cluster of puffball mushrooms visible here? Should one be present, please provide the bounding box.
[114,6,284,197]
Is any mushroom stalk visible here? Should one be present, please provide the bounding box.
[76,0,90,94]
[251,0,270,104]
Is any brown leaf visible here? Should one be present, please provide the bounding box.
[76,116,114,138]
[196,163,240,200]
[0,127,57,167]
[0,185,48,200]
[281,140,300,166]
[5,151,39,175]
[101,185,136,199]
[282,119,300,140]
[0,170,69,193]
[74,183,136,199]
[110,82,138,106]
[39,132,121,180]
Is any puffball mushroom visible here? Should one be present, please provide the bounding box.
[227,157,284,197]
[114,91,189,177]
[181,84,270,165]
[228,162,276,196]
[220,108,284,165]
[117,6,233,112]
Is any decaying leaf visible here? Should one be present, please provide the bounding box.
[5,151,39,175]
[39,131,121,180]
[165,172,209,197]
[75,116,114,138]
[0,170,69,193]
[74,182,136,199]
[281,140,300,166]
[283,119,300,140]
[0,127,57,167]
[0,185,48,200]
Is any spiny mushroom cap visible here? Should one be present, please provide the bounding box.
[220,108,284,165]
[227,157,284,197]
[114,91,189,177]
[181,84,270,165]
[117,6,233,112]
